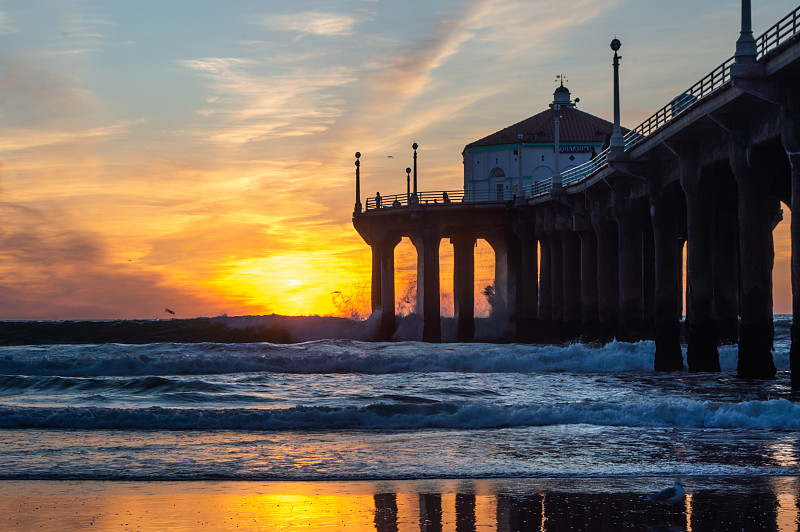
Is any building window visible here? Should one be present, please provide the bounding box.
[489,167,506,179]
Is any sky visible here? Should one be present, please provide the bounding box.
[0,0,796,320]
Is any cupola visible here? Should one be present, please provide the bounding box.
[551,81,577,108]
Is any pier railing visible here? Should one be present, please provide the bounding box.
[522,54,735,197]
[758,5,800,57]
[365,189,526,210]
[366,5,800,209]
[520,5,800,198]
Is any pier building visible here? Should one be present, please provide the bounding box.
[463,82,614,202]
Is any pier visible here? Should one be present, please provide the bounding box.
[353,2,800,383]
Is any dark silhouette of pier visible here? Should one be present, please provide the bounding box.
[353,2,800,384]
[370,482,789,532]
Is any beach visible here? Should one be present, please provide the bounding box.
[2,477,798,531]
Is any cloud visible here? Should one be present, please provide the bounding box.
[0,203,230,319]
[0,121,134,152]
[362,1,488,101]
[257,12,361,37]
[365,0,620,98]
[0,12,16,35]
[182,57,356,143]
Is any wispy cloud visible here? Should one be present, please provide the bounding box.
[0,121,134,152]
[256,11,361,37]
[364,0,620,101]
[182,57,356,143]
[362,1,487,101]
[0,12,17,34]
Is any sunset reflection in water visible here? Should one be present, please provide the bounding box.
[1,478,799,531]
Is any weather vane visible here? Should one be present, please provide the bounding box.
[555,74,568,86]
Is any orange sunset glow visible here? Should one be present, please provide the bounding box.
[0,0,796,320]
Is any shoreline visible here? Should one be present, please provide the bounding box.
[2,476,798,531]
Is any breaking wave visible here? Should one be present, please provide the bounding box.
[2,397,799,431]
[0,337,789,377]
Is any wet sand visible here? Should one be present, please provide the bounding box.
[1,476,798,531]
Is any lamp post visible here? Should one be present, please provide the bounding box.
[735,0,757,63]
[406,167,411,202]
[732,0,762,79]
[354,152,362,214]
[411,142,419,203]
[609,37,626,157]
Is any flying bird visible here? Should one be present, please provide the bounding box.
[646,481,686,504]
[386,155,394,158]
[164,308,176,315]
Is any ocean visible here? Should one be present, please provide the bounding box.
[1,315,799,530]
[0,315,797,482]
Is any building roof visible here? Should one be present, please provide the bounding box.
[465,106,625,150]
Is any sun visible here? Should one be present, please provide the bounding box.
[208,252,370,317]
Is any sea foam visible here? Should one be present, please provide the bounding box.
[0,339,789,377]
[1,397,798,431]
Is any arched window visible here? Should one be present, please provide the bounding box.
[489,167,505,179]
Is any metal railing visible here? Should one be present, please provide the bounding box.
[627,57,734,140]
[365,190,460,210]
[363,5,800,208]
[528,54,736,196]
[758,5,800,57]
[524,4,800,198]
[365,189,526,210]
[529,179,552,197]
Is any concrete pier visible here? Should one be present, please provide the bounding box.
[730,139,777,379]
[512,214,539,340]
[613,181,645,342]
[452,235,476,342]
[559,211,582,339]
[535,209,552,338]
[379,236,401,339]
[783,93,800,388]
[712,165,740,344]
[642,220,656,339]
[370,244,381,313]
[545,210,564,339]
[352,6,800,384]
[650,181,685,371]
[577,213,599,340]
[419,229,442,343]
[591,207,619,343]
[680,154,721,372]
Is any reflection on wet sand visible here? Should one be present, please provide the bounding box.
[378,483,795,532]
[0,477,798,531]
